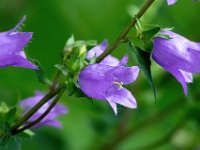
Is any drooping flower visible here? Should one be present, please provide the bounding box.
[20,91,68,128]
[79,40,139,114]
[0,16,36,69]
[166,0,198,5]
[152,29,200,95]
[167,0,177,5]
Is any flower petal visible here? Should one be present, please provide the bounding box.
[179,69,193,83]
[86,40,108,59]
[152,30,200,73]
[32,120,62,128]
[105,84,137,115]
[0,32,33,54]
[78,64,114,100]
[0,53,37,69]
[86,40,119,66]
[167,0,177,5]
[161,65,188,95]
[111,66,140,84]
[118,54,128,66]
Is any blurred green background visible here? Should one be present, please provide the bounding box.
[0,0,200,150]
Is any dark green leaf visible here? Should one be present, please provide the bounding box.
[129,42,156,101]
[142,26,161,42]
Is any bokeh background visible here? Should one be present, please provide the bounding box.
[0,0,200,150]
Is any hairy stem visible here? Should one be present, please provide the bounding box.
[96,0,156,62]
[12,87,65,135]
[11,85,64,134]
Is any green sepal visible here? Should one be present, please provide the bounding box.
[32,60,52,85]
[129,42,156,101]
[17,129,35,139]
[55,64,68,76]
[0,103,16,124]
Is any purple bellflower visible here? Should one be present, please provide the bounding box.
[20,91,68,128]
[0,16,36,69]
[152,30,200,95]
[79,40,139,115]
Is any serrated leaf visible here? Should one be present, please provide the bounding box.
[129,42,156,101]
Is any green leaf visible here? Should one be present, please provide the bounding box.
[64,34,75,52]
[0,102,9,114]
[142,26,161,42]
[129,42,156,101]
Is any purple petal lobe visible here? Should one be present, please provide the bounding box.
[105,85,137,115]
[118,54,128,66]
[79,64,114,100]
[86,40,108,59]
[179,70,193,83]
[162,66,188,95]
[167,0,177,5]
[86,40,120,66]
[112,66,140,84]
[0,17,37,69]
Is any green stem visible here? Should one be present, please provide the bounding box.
[96,0,156,63]
[11,85,63,134]
[11,87,65,135]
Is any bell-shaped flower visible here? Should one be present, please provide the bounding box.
[79,41,139,115]
[152,30,200,95]
[0,16,36,69]
[20,91,68,128]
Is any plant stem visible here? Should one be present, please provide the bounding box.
[96,0,156,63]
[12,87,65,135]
[11,85,63,134]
